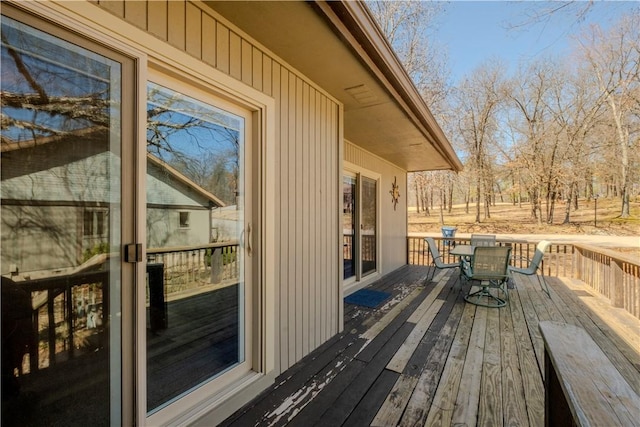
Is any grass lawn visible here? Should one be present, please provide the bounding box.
[409,197,640,237]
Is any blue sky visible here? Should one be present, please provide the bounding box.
[435,1,639,82]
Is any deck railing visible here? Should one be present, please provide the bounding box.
[9,270,108,374]
[11,242,240,376]
[9,238,638,377]
[147,241,239,297]
[572,243,639,319]
[407,236,640,319]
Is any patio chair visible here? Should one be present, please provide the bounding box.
[462,246,512,307]
[470,233,496,247]
[508,240,552,298]
[424,237,458,282]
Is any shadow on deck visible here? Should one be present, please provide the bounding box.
[222,265,640,427]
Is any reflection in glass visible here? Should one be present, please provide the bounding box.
[361,177,377,276]
[343,176,356,280]
[145,83,245,412]
[1,16,121,426]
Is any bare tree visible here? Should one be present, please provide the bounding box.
[577,12,640,217]
[507,1,596,31]
[366,1,450,112]
[505,59,567,225]
[455,60,506,223]
[367,1,457,211]
[544,61,604,224]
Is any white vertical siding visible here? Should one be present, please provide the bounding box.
[345,141,408,275]
[100,0,341,372]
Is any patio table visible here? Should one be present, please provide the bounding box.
[448,244,474,283]
[449,245,474,258]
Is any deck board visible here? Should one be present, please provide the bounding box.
[479,305,503,427]
[499,299,530,427]
[399,289,464,426]
[221,265,640,427]
[316,322,415,426]
[508,285,545,427]
[423,301,475,427]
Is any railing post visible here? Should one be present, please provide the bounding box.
[48,289,56,366]
[211,247,223,284]
[611,260,624,308]
[573,247,581,281]
[66,282,74,358]
[148,263,167,331]
[30,307,39,373]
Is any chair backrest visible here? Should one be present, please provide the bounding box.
[425,237,444,267]
[471,234,496,247]
[472,246,511,277]
[529,240,552,269]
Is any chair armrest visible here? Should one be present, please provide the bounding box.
[508,265,539,275]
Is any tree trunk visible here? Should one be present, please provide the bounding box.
[518,176,522,208]
[475,182,481,223]
[497,183,504,203]
[529,189,537,219]
[548,190,558,224]
[562,183,573,224]
[465,186,470,214]
[430,188,434,210]
[484,196,491,219]
[439,189,445,225]
[609,98,631,217]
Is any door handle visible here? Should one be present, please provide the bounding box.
[246,222,252,257]
[124,243,142,263]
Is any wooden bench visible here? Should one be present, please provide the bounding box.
[538,321,640,427]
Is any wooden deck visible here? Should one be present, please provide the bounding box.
[221,265,640,427]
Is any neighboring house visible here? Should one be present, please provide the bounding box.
[0,1,462,426]
[146,154,225,249]
[0,137,223,276]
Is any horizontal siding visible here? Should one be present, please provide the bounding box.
[98,0,340,372]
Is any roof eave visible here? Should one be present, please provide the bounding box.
[316,1,463,172]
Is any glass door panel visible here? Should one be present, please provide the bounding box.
[1,15,123,425]
[145,82,247,413]
[343,176,356,280]
[361,177,377,276]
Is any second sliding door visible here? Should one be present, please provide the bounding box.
[343,171,378,285]
[360,176,377,277]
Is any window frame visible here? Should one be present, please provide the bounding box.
[6,2,277,425]
[343,162,381,295]
[144,70,255,421]
[83,209,109,237]
[0,3,138,425]
[178,211,190,229]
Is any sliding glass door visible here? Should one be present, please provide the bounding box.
[1,10,132,425]
[342,171,378,284]
[361,176,378,277]
[144,76,253,419]
[343,175,357,280]
[2,6,263,424]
